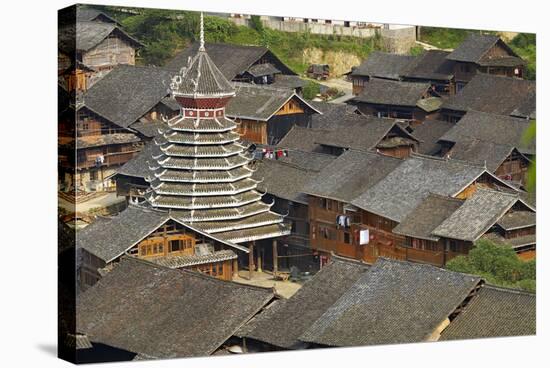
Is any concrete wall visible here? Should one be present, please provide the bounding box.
[228,17,416,54]
[230,17,378,38]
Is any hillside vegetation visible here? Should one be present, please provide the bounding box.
[93,7,535,80]
[91,7,386,74]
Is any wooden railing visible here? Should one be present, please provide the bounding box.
[76,151,138,169]
[403,247,445,267]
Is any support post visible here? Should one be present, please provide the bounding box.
[248,241,255,280]
[232,258,239,278]
[272,240,278,277]
[257,246,263,273]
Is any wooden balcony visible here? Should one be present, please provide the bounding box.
[76,151,139,169]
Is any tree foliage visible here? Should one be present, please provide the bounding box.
[446,238,535,292]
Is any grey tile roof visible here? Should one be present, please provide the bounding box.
[271,75,306,90]
[510,89,536,119]
[77,205,170,262]
[226,83,319,121]
[432,188,526,242]
[447,140,520,172]
[76,7,119,24]
[351,52,416,80]
[393,194,465,241]
[352,78,432,107]
[59,21,142,54]
[82,65,173,128]
[303,150,403,203]
[483,233,536,249]
[147,249,237,268]
[351,155,489,222]
[276,126,330,152]
[309,102,358,129]
[402,50,455,81]
[129,121,168,138]
[254,155,334,204]
[246,63,280,77]
[237,257,371,348]
[73,133,141,149]
[440,110,535,155]
[171,49,235,97]
[299,258,481,347]
[314,116,418,151]
[165,42,296,79]
[447,34,519,63]
[411,119,454,155]
[77,257,275,358]
[117,141,162,178]
[276,150,336,172]
[496,210,536,231]
[440,285,535,340]
[442,74,536,116]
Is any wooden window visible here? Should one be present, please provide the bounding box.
[344,232,351,244]
[449,240,458,252]
[170,239,182,252]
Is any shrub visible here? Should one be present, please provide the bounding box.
[446,238,535,292]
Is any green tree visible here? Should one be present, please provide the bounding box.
[302,80,321,100]
[446,238,535,292]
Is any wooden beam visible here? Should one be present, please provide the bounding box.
[248,241,255,280]
[272,240,278,277]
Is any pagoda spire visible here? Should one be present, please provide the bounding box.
[199,12,205,52]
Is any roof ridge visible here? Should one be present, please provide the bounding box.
[483,283,536,296]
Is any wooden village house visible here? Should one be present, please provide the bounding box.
[301,152,522,266]
[349,52,415,95]
[165,42,304,93]
[77,33,291,290]
[276,108,419,159]
[437,111,535,187]
[440,73,536,122]
[226,84,321,145]
[252,150,336,273]
[76,256,276,360]
[237,256,534,351]
[392,189,536,265]
[445,34,526,91]
[58,6,143,92]
[401,50,456,96]
[349,78,442,123]
[59,65,180,194]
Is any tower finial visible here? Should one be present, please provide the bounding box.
[199,12,205,51]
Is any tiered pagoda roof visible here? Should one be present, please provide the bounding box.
[144,24,290,247]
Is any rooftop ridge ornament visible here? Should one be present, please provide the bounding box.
[199,12,205,52]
